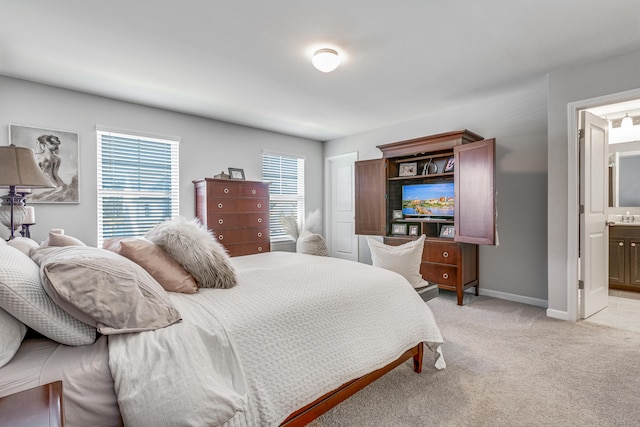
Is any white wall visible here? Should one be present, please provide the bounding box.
[0,76,323,246]
[547,48,640,316]
[325,78,549,306]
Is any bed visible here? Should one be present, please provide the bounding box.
[0,232,444,426]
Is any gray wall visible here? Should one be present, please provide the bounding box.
[0,76,323,247]
[547,48,640,316]
[325,78,549,306]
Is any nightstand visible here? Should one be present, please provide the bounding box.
[0,381,64,427]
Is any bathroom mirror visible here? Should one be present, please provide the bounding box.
[609,142,640,207]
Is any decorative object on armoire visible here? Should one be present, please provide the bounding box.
[0,145,55,240]
[227,168,245,180]
[9,125,79,203]
[213,171,230,179]
[193,178,270,256]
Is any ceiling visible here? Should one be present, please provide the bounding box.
[2,1,640,142]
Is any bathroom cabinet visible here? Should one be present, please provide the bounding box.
[609,225,640,292]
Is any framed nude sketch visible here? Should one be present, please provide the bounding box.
[9,124,79,203]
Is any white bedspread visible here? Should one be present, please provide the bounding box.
[109,252,444,426]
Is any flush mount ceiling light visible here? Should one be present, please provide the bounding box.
[621,113,634,128]
[312,48,340,73]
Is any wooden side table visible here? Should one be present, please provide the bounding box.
[0,381,64,427]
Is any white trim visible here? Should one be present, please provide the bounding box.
[477,288,548,308]
[546,308,571,321]
[262,149,306,160]
[95,125,182,144]
[566,87,640,321]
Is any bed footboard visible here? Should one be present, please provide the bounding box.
[281,342,424,427]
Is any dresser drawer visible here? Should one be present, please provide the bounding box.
[209,213,268,229]
[207,182,269,198]
[211,198,268,213]
[215,228,269,244]
[423,242,458,265]
[224,242,270,257]
[421,263,457,287]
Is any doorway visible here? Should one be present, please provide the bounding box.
[580,98,640,325]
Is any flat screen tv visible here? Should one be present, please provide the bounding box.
[401,182,454,217]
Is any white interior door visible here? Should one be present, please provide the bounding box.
[580,111,609,318]
[326,153,358,261]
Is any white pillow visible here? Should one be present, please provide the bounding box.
[296,230,329,256]
[0,307,27,368]
[0,244,96,346]
[145,216,237,289]
[366,235,427,288]
[7,237,40,256]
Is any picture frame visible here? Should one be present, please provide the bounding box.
[9,124,80,203]
[398,162,418,177]
[443,157,455,173]
[392,210,404,219]
[439,225,455,238]
[391,223,407,235]
[228,167,246,180]
[408,224,419,236]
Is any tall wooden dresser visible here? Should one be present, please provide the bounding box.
[193,178,270,256]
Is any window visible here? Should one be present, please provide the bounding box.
[97,130,179,247]
[262,151,305,242]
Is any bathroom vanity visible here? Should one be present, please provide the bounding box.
[609,223,640,292]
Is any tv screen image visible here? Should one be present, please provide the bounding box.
[401,182,454,217]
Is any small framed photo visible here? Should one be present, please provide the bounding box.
[398,162,418,177]
[439,225,455,238]
[391,223,408,235]
[228,167,245,180]
[409,225,419,236]
[443,157,455,173]
[392,210,404,219]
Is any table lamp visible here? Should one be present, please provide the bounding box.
[0,144,55,240]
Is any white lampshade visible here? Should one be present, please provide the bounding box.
[621,114,633,128]
[312,48,340,73]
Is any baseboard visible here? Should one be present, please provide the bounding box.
[545,308,571,320]
[476,288,548,308]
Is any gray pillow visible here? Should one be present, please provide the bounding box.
[145,216,237,289]
[31,246,182,335]
[0,244,96,346]
[296,230,329,256]
[0,307,27,368]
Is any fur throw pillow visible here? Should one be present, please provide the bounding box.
[145,217,237,289]
[296,230,329,256]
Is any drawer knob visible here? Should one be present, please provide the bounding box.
[252,189,257,195]
[442,273,449,280]
[218,219,224,224]
[218,235,224,241]
[218,203,223,209]
[258,246,263,252]
[633,243,637,247]
[257,203,262,208]
[442,251,449,258]
[619,242,624,246]
[258,218,262,223]
[258,232,263,237]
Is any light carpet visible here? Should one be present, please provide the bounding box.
[309,291,640,426]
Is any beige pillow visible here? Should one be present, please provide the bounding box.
[105,238,198,294]
[7,237,40,255]
[145,216,237,289]
[366,235,427,288]
[296,230,329,256]
[31,246,181,335]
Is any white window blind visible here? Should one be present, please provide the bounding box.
[262,152,305,242]
[97,130,179,247]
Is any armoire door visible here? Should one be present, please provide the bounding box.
[454,138,496,245]
[354,159,386,235]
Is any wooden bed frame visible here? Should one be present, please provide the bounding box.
[281,342,424,426]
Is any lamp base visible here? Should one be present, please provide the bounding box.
[20,224,33,239]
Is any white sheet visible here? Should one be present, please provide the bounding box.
[109,252,444,426]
